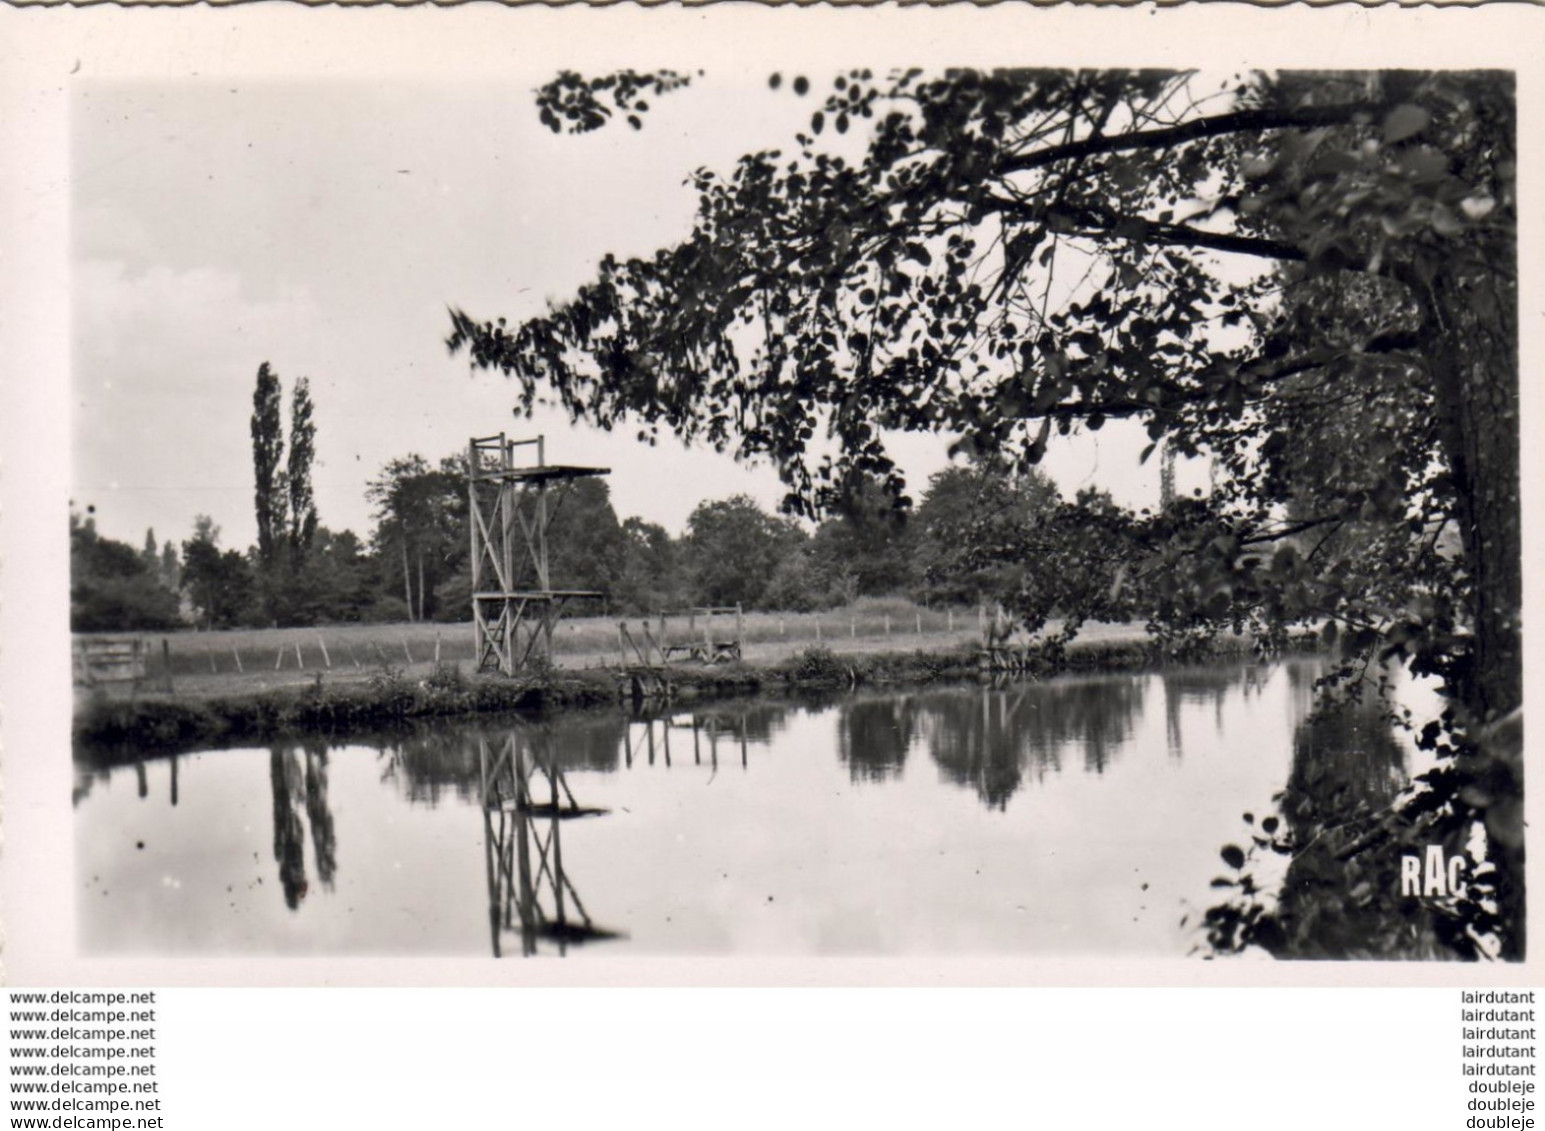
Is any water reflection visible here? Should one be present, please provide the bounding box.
[368,703,790,807]
[73,662,1429,958]
[838,696,915,782]
[913,676,1147,808]
[1266,674,1419,958]
[303,745,337,891]
[478,728,620,957]
[623,702,788,772]
[1161,663,1271,759]
[376,728,486,806]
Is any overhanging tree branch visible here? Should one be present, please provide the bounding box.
[994,101,1382,177]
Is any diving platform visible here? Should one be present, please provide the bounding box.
[467,433,609,675]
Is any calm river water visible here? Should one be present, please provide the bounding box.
[74,659,1417,957]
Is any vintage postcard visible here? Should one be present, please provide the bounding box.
[0,2,1539,987]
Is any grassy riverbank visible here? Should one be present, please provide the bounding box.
[74,598,1048,699]
[73,618,1290,759]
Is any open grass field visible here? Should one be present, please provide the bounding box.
[73,597,1153,701]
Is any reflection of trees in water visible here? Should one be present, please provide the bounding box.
[1282,658,1323,703]
[919,676,1145,809]
[926,694,1024,810]
[709,702,788,746]
[73,765,109,808]
[373,700,792,807]
[375,730,484,807]
[535,715,629,773]
[1206,686,1462,960]
[1160,663,1269,759]
[302,742,337,891]
[1285,701,1409,837]
[378,714,640,806]
[263,743,342,910]
[269,748,309,910]
[1265,694,1424,957]
[73,751,181,809]
[837,696,916,782]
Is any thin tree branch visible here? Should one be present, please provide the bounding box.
[994,102,1380,178]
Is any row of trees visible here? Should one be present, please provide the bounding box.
[73,446,1086,632]
[74,352,1100,630]
[349,456,1120,621]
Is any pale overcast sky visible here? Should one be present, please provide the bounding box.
[72,72,1185,552]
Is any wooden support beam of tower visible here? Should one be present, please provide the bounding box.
[467,432,610,675]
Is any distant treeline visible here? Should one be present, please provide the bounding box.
[73,360,1116,634]
[71,457,1075,633]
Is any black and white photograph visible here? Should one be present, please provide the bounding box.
[2,5,1535,981]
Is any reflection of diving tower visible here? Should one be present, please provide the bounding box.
[467,433,610,674]
[478,730,618,957]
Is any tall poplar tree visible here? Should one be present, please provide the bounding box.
[286,376,319,571]
[250,362,288,577]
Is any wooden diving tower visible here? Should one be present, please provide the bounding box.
[467,433,609,675]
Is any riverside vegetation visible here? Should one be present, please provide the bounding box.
[76,611,1252,759]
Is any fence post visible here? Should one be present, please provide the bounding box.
[316,634,332,669]
[162,639,174,693]
[295,641,305,669]
[232,646,244,674]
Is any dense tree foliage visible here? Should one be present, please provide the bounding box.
[805,477,913,603]
[366,454,466,623]
[84,461,965,634]
[532,477,630,599]
[614,516,688,614]
[683,494,806,609]
[179,516,254,631]
[69,508,181,632]
[446,67,1520,957]
[910,464,1059,608]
